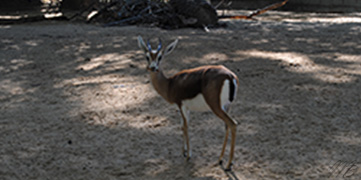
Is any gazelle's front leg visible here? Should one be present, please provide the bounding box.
[179,105,191,160]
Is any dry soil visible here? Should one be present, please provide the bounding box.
[1,11,361,180]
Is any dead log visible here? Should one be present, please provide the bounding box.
[218,0,289,19]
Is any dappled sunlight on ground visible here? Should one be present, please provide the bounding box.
[236,50,360,84]
[1,11,360,179]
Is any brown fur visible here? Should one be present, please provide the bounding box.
[148,64,239,170]
[140,36,239,170]
[151,65,239,106]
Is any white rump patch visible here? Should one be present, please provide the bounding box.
[220,79,230,111]
[220,79,237,111]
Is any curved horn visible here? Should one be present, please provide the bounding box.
[147,40,152,52]
[157,38,162,52]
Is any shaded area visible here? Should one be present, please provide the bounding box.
[1,11,361,179]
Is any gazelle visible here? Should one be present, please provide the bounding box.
[137,36,239,171]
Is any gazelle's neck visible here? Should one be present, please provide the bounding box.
[149,69,171,103]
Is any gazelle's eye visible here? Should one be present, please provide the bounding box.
[146,56,150,62]
[157,55,162,61]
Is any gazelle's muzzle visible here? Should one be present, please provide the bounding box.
[147,61,159,72]
[147,66,159,72]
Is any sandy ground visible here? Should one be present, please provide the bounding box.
[1,11,361,180]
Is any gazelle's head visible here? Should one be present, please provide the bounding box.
[138,36,178,72]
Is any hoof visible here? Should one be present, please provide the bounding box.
[218,160,234,171]
[183,152,187,158]
[223,163,233,172]
[183,152,191,161]
[224,167,232,172]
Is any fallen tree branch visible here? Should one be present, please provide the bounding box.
[218,0,289,19]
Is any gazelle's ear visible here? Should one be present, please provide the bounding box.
[138,36,148,53]
[163,39,178,56]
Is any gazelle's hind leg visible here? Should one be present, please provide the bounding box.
[203,78,238,171]
[216,110,237,171]
[204,93,237,170]
[218,105,233,165]
[218,124,229,165]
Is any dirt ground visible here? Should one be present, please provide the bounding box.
[1,11,361,180]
